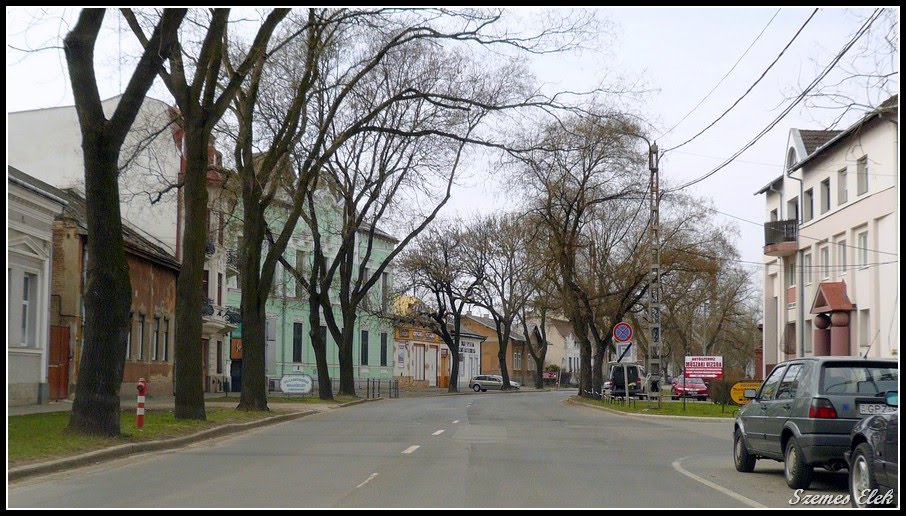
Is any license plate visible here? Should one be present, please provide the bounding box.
[859,403,897,415]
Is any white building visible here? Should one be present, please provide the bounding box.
[756,96,899,375]
[8,167,68,405]
[393,325,485,388]
[8,96,237,394]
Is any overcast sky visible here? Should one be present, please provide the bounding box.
[6,7,898,272]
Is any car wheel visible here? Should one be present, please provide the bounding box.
[849,443,890,507]
[784,438,814,489]
[671,395,678,401]
[472,384,481,392]
[733,429,756,473]
[698,397,706,402]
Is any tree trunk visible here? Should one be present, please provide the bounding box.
[592,338,605,397]
[174,121,209,420]
[337,314,356,396]
[237,204,269,411]
[309,297,333,400]
[68,137,132,437]
[534,355,545,389]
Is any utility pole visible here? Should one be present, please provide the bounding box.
[647,144,662,408]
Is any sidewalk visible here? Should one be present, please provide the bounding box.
[7,392,241,417]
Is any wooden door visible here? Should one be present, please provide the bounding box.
[49,326,70,400]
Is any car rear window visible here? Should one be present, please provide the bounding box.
[683,378,706,385]
[820,363,898,395]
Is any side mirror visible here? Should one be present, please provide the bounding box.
[886,391,898,407]
[743,389,758,399]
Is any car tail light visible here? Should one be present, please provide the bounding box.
[809,398,837,419]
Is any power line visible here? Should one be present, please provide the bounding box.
[663,8,819,153]
[658,8,782,141]
[668,9,882,192]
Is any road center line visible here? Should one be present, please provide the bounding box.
[671,456,765,508]
[432,430,445,435]
[402,445,420,454]
[356,473,378,488]
[452,420,460,424]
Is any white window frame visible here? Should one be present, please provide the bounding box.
[837,240,847,275]
[857,231,869,268]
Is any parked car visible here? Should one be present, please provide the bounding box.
[846,391,898,508]
[468,375,519,392]
[733,357,898,490]
[671,377,709,401]
[606,362,644,398]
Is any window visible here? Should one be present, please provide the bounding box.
[857,231,868,267]
[769,208,778,222]
[295,250,307,299]
[218,212,225,245]
[202,270,210,299]
[776,363,804,399]
[803,188,813,222]
[803,253,812,285]
[293,323,304,363]
[758,365,786,399]
[820,247,829,280]
[138,314,145,360]
[216,340,223,374]
[787,198,799,223]
[837,240,847,275]
[21,272,37,347]
[787,258,796,288]
[152,316,160,361]
[360,330,369,365]
[856,156,868,195]
[163,318,169,362]
[217,273,223,305]
[819,179,830,214]
[380,333,388,366]
[837,168,848,204]
[126,312,133,360]
[381,272,389,311]
[859,309,870,348]
[514,352,522,370]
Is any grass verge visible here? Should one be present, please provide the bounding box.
[575,397,739,418]
[8,408,274,467]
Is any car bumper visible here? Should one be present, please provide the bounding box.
[798,434,851,465]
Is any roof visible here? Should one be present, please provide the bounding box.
[8,166,68,206]
[754,174,784,196]
[358,224,398,244]
[810,281,854,314]
[548,318,574,340]
[58,188,180,271]
[798,130,843,155]
[463,314,526,343]
[792,95,898,173]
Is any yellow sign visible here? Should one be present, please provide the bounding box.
[730,380,764,405]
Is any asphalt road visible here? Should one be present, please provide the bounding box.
[7,391,852,508]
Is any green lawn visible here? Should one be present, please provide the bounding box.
[205,395,359,404]
[577,397,740,418]
[8,408,274,467]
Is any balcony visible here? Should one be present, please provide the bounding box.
[763,219,798,257]
[202,296,239,335]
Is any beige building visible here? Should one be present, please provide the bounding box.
[756,96,898,375]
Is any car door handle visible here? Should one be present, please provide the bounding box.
[760,404,767,410]
[782,404,791,410]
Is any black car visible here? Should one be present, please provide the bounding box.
[846,391,898,508]
[733,357,898,489]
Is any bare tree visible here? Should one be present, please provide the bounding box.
[396,221,487,392]
[63,8,186,436]
[124,8,289,418]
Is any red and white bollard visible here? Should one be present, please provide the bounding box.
[136,378,147,429]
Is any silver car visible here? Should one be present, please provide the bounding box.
[733,357,898,490]
[469,375,520,392]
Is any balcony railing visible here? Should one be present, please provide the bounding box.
[764,219,798,246]
[205,241,216,256]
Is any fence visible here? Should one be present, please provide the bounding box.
[308,378,399,399]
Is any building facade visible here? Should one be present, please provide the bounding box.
[756,96,899,376]
[461,313,535,385]
[392,324,485,388]
[8,167,68,406]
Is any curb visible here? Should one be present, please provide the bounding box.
[9,409,317,482]
[565,397,736,422]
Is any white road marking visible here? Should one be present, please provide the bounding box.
[356,473,378,488]
[402,445,421,454]
[452,420,460,424]
[672,457,766,508]
[432,430,445,435]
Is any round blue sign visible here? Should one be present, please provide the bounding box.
[613,322,633,343]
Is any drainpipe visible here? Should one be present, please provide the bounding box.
[786,161,804,358]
